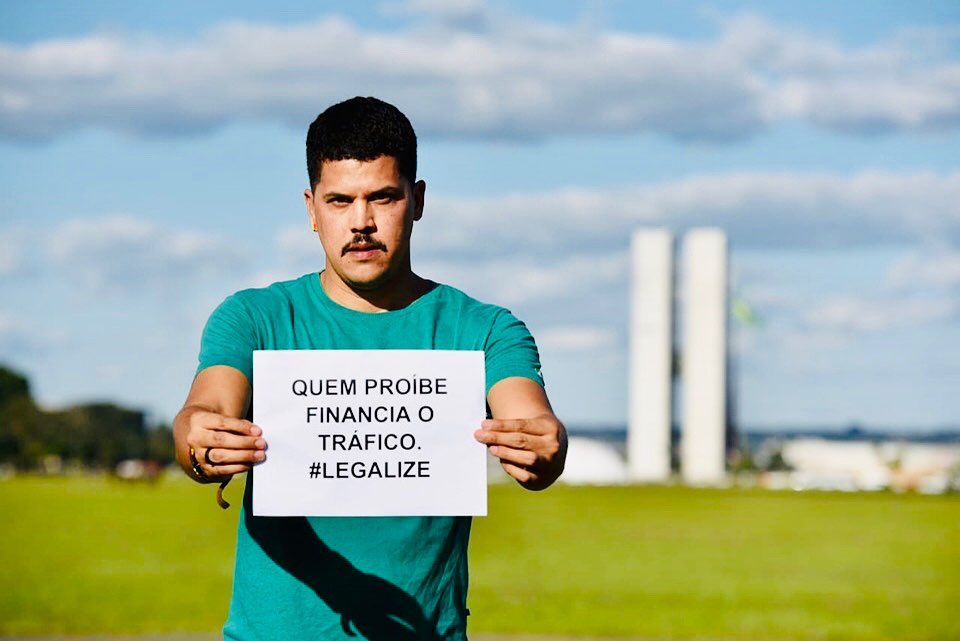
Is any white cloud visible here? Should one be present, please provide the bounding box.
[380,0,487,26]
[276,225,322,262]
[45,215,248,294]
[744,326,852,373]
[723,15,960,133]
[1,11,957,141]
[6,165,953,315]
[417,253,628,306]
[417,170,960,256]
[536,325,616,352]
[804,295,956,332]
[887,250,960,290]
[261,169,960,317]
[0,233,24,277]
[273,221,630,304]
[0,312,64,355]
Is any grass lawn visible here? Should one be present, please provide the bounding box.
[470,485,959,641]
[0,475,957,640]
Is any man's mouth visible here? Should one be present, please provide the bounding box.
[342,235,387,256]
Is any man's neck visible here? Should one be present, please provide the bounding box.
[319,269,430,313]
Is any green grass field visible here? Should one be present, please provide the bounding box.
[1,475,957,640]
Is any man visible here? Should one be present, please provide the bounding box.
[174,96,566,640]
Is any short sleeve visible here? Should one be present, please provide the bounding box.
[196,293,259,383]
[483,309,544,393]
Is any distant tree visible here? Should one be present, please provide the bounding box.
[765,449,792,472]
[146,423,176,464]
[753,438,793,472]
[55,403,147,468]
[0,363,164,470]
[0,395,47,468]
[728,445,756,473]
[0,366,43,467]
[0,366,30,406]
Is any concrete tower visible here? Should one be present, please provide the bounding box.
[627,229,674,482]
[680,229,728,485]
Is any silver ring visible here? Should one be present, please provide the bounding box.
[204,447,217,466]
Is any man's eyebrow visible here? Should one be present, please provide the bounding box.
[368,186,406,199]
[321,191,353,202]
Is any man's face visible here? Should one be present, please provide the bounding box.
[304,155,425,292]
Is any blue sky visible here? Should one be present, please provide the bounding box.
[1,1,958,430]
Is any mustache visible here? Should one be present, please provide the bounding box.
[341,234,388,256]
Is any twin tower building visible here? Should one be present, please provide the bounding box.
[628,228,730,485]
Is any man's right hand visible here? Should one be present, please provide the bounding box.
[181,409,267,482]
[174,365,264,483]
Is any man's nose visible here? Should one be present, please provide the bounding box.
[349,200,376,233]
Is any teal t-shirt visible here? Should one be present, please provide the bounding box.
[196,272,543,641]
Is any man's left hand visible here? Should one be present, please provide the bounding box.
[474,414,567,490]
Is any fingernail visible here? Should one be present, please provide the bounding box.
[481,420,494,428]
[255,439,266,448]
[251,426,262,436]
[254,451,266,461]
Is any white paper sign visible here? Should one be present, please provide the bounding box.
[252,350,487,516]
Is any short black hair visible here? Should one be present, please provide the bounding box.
[306,96,417,189]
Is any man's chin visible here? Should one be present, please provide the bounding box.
[346,278,386,292]
[338,268,395,292]
[326,256,410,293]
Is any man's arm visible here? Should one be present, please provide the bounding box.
[173,365,267,483]
[474,376,567,490]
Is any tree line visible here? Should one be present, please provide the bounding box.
[0,364,174,471]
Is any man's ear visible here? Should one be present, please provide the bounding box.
[413,180,426,222]
[304,187,318,231]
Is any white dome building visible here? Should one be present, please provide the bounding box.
[560,436,629,485]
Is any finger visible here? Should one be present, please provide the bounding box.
[200,430,267,451]
[214,416,262,436]
[205,465,250,478]
[475,429,537,451]
[486,444,537,467]
[480,417,550,435]
[194,412,261,436]
[500,461,534,484]
[190,447,248,480]
[205,447,266,466]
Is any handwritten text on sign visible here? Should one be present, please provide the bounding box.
[252,350,487,516]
